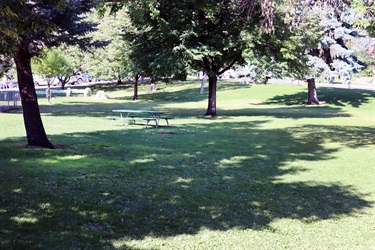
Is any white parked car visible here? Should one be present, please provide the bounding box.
[68,72,92,84]
[34,76,60,86]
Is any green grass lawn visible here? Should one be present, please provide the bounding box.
[0,80,374,249]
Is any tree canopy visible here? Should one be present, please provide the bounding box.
[1,0,374,148]
[122,0,262,116]
[120,0,321,116]
[1,0,101,57]
[32,47,74,89]
[292,0,375,84]
[1,0,102,148]
[79,7,131,80]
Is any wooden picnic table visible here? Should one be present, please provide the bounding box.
[110,109,171,128]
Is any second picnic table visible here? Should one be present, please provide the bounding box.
[110,109,171,128]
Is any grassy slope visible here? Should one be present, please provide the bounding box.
[0,80,374,249]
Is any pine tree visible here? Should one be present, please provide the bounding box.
[240,0,374,103]
[0,0,102,149]
[306,2,370,87]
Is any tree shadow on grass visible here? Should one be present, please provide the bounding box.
[264,87,375,108]
[108,79,249,103]
[124,85,208,103]
[36,97,350,120]
[220,106,350,119]
[34,81,369,120]
[0,122,373,248]
[319,88,375,108]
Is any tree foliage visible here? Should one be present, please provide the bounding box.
[239,0,374,80]
[1,0,102,57]
[1,0,102,149]
[119,0,322,115]
[352,0,375,37]
[242,2,322,80]
[32,47,74,89]
[298,0,375,84]
[122,1,193,81]
[121,0,261,115]
[79,7,131,79]
[0,55,13,77]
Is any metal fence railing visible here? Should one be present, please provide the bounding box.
[0,89,21,111]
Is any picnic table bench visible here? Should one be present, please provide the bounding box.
[108,109,172,128]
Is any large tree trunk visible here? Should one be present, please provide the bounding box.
[310,48,333,67]
[306,78,320,105]
[14,43,55,149]
[133,74,139,100]
[204,75,217,117]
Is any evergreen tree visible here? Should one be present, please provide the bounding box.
[292,1,374,102]
[306,1,371,84]
[240,0,374,103]
[242,1,322,81]
[0,0,102,149]
[352,0,375,37]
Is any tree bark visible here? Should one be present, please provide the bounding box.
[306,78,321,105]
[58,76,70,90]
[133,74,139,100]
[47,81,51,104]
[14,42,55,149]
[204,76,217,117]
[117,75,122,84]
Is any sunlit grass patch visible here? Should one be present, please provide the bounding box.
[0,81,374,249]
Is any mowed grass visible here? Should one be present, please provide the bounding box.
[0,80,374,249]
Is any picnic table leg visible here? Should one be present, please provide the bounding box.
[120,113,124,125]
[145,120,150,129]
[155,115,161,128]
[120,112,130,126]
